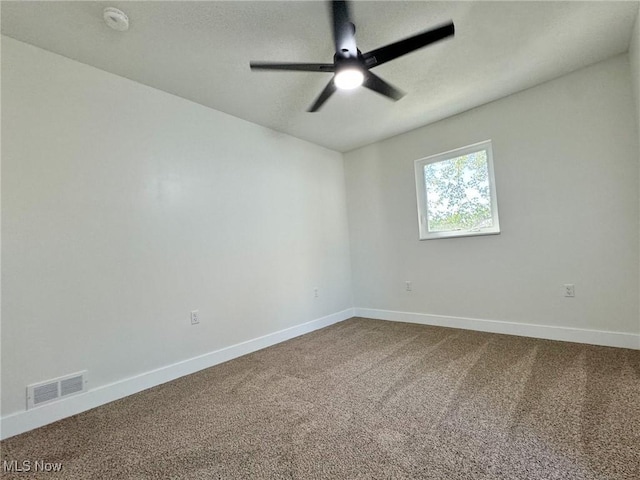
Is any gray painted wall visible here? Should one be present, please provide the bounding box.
[1,37,353,417]
[345,55,639,336]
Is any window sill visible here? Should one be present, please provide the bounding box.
[419,228,501,241]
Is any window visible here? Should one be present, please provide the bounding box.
[414,140,500,240]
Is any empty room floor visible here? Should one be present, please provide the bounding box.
[2,318,639,479]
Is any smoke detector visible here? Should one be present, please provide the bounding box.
[103,7,129,31]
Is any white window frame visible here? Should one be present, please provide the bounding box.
[414,140,500,240]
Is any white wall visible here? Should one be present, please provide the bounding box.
[632,7,640,137]
[630,6,640,341]
[345,55,639,339]
[1,37,352,419]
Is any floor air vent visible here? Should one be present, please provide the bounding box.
[27,371,88,409]
[33,382,58,406]
[61,374,84,396]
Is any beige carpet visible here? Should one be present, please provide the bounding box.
[2,317,639,479]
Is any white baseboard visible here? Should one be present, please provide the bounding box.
[0,308,354,440]
[354,308,640,350]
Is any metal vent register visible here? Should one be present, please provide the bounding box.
[27,371,87,409]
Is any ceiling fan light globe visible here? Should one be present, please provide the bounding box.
[334,68,364,90]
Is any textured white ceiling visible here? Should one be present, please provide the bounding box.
[2,1,638,152]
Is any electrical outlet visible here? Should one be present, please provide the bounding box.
[314,288,319,298]
[405,281,412,292]
[563,284,575,297]
[190,310,200,325]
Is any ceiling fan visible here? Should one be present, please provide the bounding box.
[250,0,454,112]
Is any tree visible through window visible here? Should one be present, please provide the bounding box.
[424,150,491,232]
[414,140,500,240]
